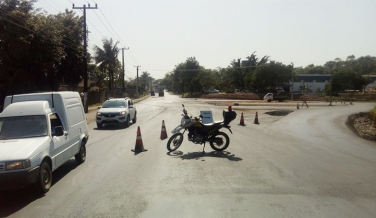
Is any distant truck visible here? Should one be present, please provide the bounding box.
[158,86,165,97]
[0,92,89,193]
[263,92,288,102]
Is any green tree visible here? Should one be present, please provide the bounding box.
[55,10,85,90]
[243,52,269,90]
[252,61,291,92]
[0,0,66,95]
[93,38,120,91]
[140,71,154,93]
[332,69,367,92]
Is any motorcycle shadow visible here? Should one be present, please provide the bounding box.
[167,150,242,162]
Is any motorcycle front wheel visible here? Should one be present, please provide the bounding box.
[167,133,184,152]
[209,132,229,151]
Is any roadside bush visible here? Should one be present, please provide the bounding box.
[371,106,376,124]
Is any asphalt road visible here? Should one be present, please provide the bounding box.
[1,92,375,218]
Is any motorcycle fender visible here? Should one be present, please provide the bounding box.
[171,125,184,134]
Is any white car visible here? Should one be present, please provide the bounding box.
[96,98,137,128]
[205,89,220,93]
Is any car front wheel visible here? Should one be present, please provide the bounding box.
[124,116,130,128]
[36,161,52,194]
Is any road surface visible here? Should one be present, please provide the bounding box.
[1,92,375,218]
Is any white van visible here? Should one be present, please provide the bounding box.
[0,92,89,193]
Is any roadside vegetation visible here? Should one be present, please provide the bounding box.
[371,106,376,123]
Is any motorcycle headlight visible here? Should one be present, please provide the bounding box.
[181,118,191,126]
[5,159,31,170]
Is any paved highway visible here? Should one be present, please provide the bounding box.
[1,92,375,218]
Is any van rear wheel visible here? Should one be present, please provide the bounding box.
[36,161,52,194]
[75,143,86,164]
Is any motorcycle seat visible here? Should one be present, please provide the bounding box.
[203,120,223,127]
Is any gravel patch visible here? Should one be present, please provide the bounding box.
[347,112,376,142]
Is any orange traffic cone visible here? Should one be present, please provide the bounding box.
[239,112,245,126]
[254,112,259,124]
[297,103,299,109]
[160,120,168,140]
[132,126,148,153]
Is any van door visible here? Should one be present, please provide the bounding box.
[50,113,70,169]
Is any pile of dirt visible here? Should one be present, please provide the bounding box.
[347,112,376,142]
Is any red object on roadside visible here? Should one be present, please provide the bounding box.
[132,126,148,153]
[160,120,168,140]
[239,112,245,126]
[254,112,259,125]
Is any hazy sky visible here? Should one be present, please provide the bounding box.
[34,0,376,79]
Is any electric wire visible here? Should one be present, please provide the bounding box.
[91,0,140,66]
[37,0,60,13]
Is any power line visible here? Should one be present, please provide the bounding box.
[37,0,60,13]
[90,0,139,66]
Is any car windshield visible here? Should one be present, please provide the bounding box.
[0,115,48,139]
[102,100,127,108]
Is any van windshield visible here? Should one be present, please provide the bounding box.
[0,115,47,139]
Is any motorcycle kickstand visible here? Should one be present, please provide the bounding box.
[202,143,206,153]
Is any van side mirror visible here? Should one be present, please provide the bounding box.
[97,106,102,109]
[54,126,64,136]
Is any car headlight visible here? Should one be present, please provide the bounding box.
[5,159,31,170]
[119,111,126,115]
[96,112,101,116]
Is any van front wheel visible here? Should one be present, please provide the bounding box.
[37,161,52,194]
[75,143,86,164]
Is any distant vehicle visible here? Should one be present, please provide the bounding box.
[275,88,285,94]
[151,91,155,96]
[263,92,288,102]
[159,89,164,97]
[205,89,219,93]
[96,98,137,128]
[0,92,89,193]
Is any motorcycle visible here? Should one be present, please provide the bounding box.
[167,104,237,152]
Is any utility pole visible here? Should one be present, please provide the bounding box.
[135,66,141,97]
[329,71,333,106]
[291,62,294,101]
[121,47,129,92]
[73,3,97,113]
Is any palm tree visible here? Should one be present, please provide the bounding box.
[93,38,120,91]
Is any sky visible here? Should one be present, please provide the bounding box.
[34,0,376,80]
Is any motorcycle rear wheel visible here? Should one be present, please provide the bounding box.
[209,132,229,151]
[167,133,184,152]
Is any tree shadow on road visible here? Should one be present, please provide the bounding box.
[167,150,242,161]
